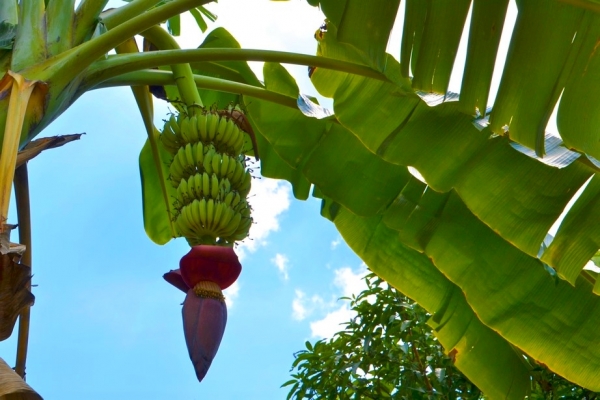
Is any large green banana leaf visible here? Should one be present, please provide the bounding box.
[243,0,600,394]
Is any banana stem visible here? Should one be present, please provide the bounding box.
[100,0,162,30]
[73,0,109,45]
[141,26,203,110]
[13,164,32,379]
[85,48,389,86]
[94,69,298,110]
[30,0,210,82]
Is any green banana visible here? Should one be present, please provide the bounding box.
[184,143,195,168]
[207,112,218,141]
[238,171,252,197]
[179,116,193,144]
[221,212,242,238]
[220,154,230,177]
[231,129,245,155]
[224,191,235,207]
[230,159,245,187]
[210,174,219,199]
[197,112,208,142]
[211,153,221,177]
[188,116,200,143]
[194,142,204,167]
[202,173,210,198]
[206,199,215,229]
[199,198,208,228]
[193,174,203,197]
[214,205,234,236]
[220,118,235,146]
[203,148,215,175]
[162,105,256,245]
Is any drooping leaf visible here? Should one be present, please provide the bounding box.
[557,11,600,160]
[139,136,176,245]
[411,0,472,94]
[331,205,530,399]
[458,0,510,115]
[541,175,600,285]
[489,0,584,153]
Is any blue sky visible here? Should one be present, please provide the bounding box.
[0,1,373,399]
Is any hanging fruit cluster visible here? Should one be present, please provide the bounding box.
[161,105,256,383]
[160,107,253,245]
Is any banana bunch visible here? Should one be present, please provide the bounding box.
[161,107,253,246]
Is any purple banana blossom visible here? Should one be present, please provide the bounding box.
[164,245,242,382]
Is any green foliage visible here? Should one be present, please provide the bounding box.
[286,273,482,400]
[286,273,600,400]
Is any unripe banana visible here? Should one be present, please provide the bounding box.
[230,160,245,187]
[179,117,193,144]
[210,174,220,199]
[194,174,203,197]
[238,171,252,197]
[231,130,245,155]
[240,205,251,218]
[219,154,229,177]
[216,115,229,143]
[224,191,235,207]
[202,173,210,198]
[198,198,208,228]
[194,142,205,167]
[187,175,198,199]
[221,211,242,238]
[230,217,252,240]
[185,143,195,169]
[177,178,190,205]
[220,178,231,195]
[231,192,241,208]
[161,122,181,154]
[164,105,255,245]
[207,112,218,141]
[168,114,181,136]
[212,202,224,231]
[220,119,235,146]
[188,116,200,143]
[197,112,208,142]
[206,199,215,229]
[226,155,237,178]
[203,148,214,175]
[212,153,222,177]
[214,205,233,236]
[170,154,187,187]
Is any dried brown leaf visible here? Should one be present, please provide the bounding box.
[16,134,83,167]
[0,357,42,399]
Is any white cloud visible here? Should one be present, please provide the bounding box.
[292,265,369,338]
[292,290,308,321]
[236,177,291,259]
[271,253,290,280]
[292,289,324,321]
[310,305,355,339]
[333,265,369,298]
[331,237,341,249]
[224,280,240,309]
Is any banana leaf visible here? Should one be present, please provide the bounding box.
[249,0,600,390]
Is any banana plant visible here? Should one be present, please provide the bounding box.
[0,0,388,394]
[3,0,600,398]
